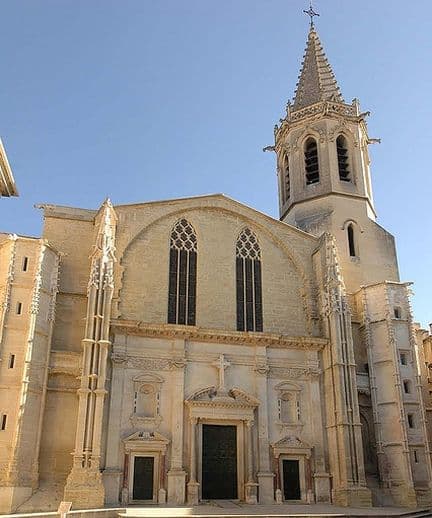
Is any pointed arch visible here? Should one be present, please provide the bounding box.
[281,153,290,204]
[168,219,197,325]
[337,134,350,181]
[347,223,356,257]
[236,228,263,332]
[304,137,320,185]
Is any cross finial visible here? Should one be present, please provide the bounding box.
[303,1,319,27]
[212,354,231,392]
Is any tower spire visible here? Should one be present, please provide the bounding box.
[292,24,343,110]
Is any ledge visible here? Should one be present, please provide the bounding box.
[110,320,327,351]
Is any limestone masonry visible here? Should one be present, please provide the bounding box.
[1,23,432,514]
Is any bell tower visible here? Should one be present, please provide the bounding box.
[270,21,399,294]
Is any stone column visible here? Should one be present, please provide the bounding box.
[244,421,258,504]
[158,454,166,504]
[255,358,274,503]
[167,347,187,504]
[274,453,282,504]
[121,453,129,505]
[187,417,199,505]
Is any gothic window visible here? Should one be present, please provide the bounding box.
[347,223,356,257]
[236,228,263,332]
[304,137,320,185]
[168,219,197,325]
[337,135,350,181]
[282,154,290,203]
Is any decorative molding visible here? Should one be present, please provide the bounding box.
[269,367,320,380]
[110,320,327,351]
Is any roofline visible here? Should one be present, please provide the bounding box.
[36,193,318,242]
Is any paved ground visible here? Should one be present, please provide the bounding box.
[119,502,425,517]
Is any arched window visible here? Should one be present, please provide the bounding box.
[337,135,350,181]
[347,223,356,257]
[304,137,319,185]
[283,154,290,203]
[168,219,197,325]
[236,228,263,332]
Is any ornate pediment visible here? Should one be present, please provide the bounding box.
[186,385,259,409]
[272,435,312,457]
[123,431,169,453]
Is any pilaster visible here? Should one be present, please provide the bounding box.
[64,199,117,509]
[319,234,371,507]
[167,340,187,505]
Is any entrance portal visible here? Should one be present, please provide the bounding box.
[282,459,300,500]
[132,456,154,500]
[202,424,237,499]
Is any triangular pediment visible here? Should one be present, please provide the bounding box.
[186,386,259,408]
[272,435,311,451]
[123,430,169,444]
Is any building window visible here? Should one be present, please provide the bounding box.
[1,415,6,430]
[22,257,29,272]
[16,302,22,315]
[337,135,350,181]
[8,354,15,369]
[278,393,300,423]
[403,380,411,394]
[347,223,356,257]
[400,352,408,366]
[407,413,415,429]
[236,228,263,332]
[414,450,418,463]
[304,137,320,185]
[394,306,402,319]
[282,154,290,203]
[167,219,197,325]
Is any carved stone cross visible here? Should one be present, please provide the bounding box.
[212,354,230,391]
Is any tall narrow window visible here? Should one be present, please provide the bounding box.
[304,137,320,185]
[347,224,356,257]
[167,219,197,325]
[337,135,350,181]
[236,228,263,332]
[283,154,290,203]
[22,257,29,271]
[1,415,6,431]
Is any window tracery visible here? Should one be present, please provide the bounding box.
[168,219,197,325]
[236,228,263,332]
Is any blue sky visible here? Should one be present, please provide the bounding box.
[0,0,431,326]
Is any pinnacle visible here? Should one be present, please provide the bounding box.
[292,26,344,110]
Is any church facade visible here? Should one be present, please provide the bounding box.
[1,23,432,514]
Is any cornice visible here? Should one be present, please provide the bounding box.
[110,320,327,351]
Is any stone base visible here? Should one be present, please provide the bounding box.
[415,487,432,508]
[63,467,105,509]
[245,481,258,504]
[158,488,167,504]
[0,486,33,514]
[313,472,331,503]
[257,472,275,504]
[167,469,186,505]
[186,481,199,505]
[333,486,372,507]
[389,485,417,509]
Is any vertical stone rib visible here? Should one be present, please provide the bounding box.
[321,234,370,506]
[64,199,117,507]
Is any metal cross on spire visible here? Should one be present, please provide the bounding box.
[303,1,320,27]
